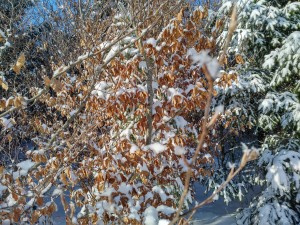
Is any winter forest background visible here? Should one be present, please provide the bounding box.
[0,0,299,224]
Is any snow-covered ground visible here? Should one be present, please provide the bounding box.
[189,184,238,225]
[190,183,263,225]
[190,202,237,225]
[191,213,236,225]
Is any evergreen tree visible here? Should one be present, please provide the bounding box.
[216,1,300,224]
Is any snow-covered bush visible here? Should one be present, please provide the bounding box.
[0,1,228,223]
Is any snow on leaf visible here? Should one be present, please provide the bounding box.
[52,188,63,197]
[174,146,186,155]
[215,104,224,114]
[158,219,171,225]
[0,29,6,42]
[0,184,7,196]
[152,186,167,202]
[259,98,274,114]
[104,44,121,63]
[139,61,147,70]
[143,206,158,225]
[173,116,188,129]
[187,48,220,79]
[119,182,132,195]
[145,38,157,47]
[147,143,167,154]
[156,205,175,215]
[14,160,35,178]
[130,143,139,154]
[0,117,13,129]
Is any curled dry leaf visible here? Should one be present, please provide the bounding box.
[12,53,26,75]
[51,79,63,92]
[12,192,19,201]
[177,8,184,22]
[13,207,22,222]
[0,33,4,43]
[240,152,248,168]
[0,99,6,110]
[30,211,40,224]
[236,54,245,64]
[0,166,4,175]
[0,77,8,91]
[44,76,51,87]
[14,96,25,108]
[36,196,44,206]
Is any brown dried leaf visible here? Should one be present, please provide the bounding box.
[0,99,6,110]
[80,39,86,47]
[0,166,4,175]
[177,8,184,22]
[13,207,22,222]
[30,210,40,224]
[60,173,68,186]
[0,77,8,91]
[12,53,25,75]
[14,96,22,108]
[43,42,48,50]
[51,79,63,92]
[236,54,245,64]
[60,194,69,212]
[12,192,19,201]
[48,202,57,214]
[44,76,51,86]
[0,33,4,43]
[37,196,44,206]
[215,19,223,30]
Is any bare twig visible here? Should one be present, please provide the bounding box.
[0,27,135,118]
[182,149,258,224]
[170,6,238,224]
[169,65,214,225]
[218,5,237,64]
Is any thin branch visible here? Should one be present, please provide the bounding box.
[27,13,167,177]
[218,5,237,64]
[78,0,83,20]
[170,5,238,224]
[169,65,213,225]
[0,27,136,118]
[183,149,258,223]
